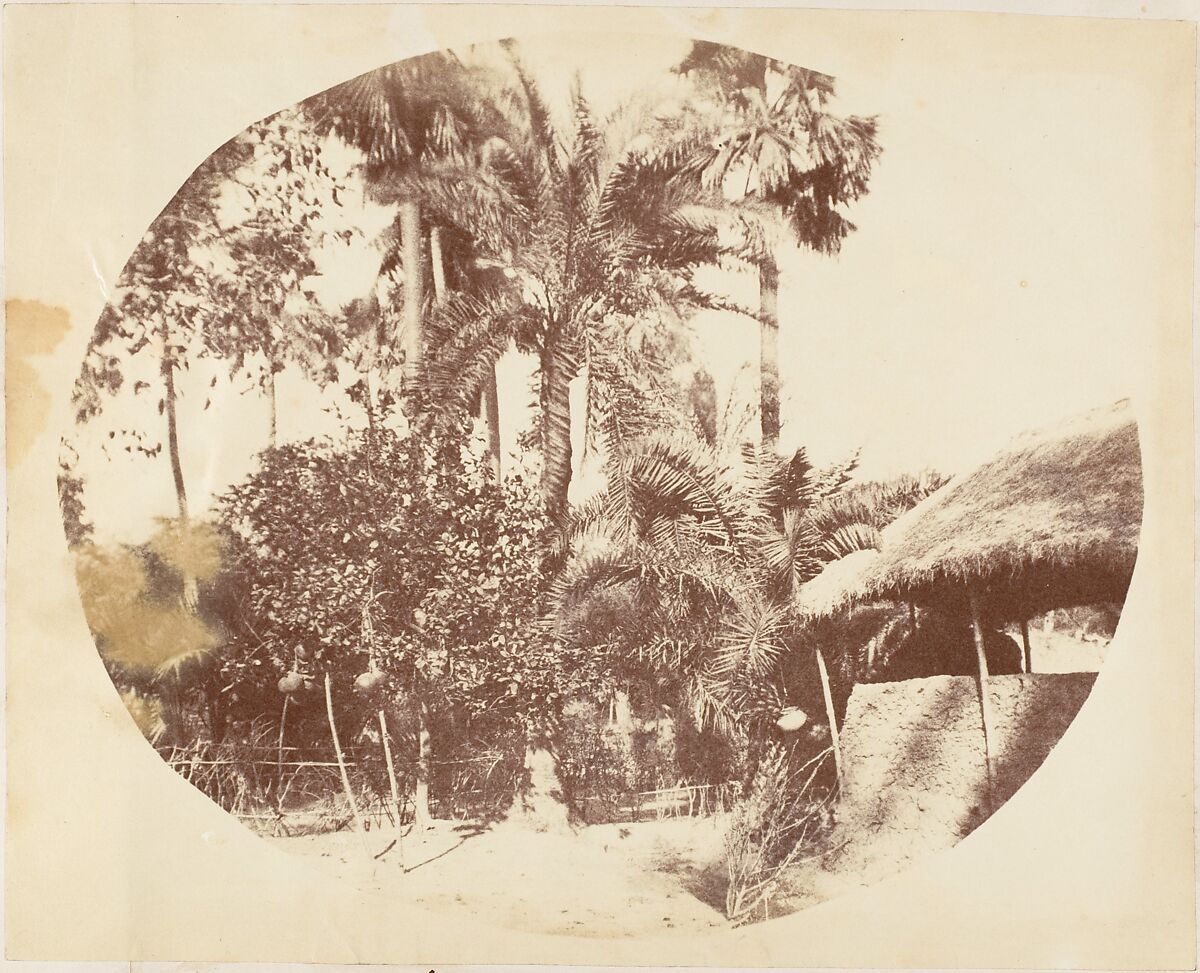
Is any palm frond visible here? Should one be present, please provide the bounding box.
[421,287,524,409]
[711,592,788,684]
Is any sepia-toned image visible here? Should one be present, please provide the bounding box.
[6,4,1196,965]
[50,27,1149,933]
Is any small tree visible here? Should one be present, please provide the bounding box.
[73,138,251,514]
[205,109,351,445]
[72,135,253,610]
[678,42,882,453]
[217,416,585,825]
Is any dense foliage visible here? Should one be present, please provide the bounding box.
[62,39,900,841]
[216,417,600,746]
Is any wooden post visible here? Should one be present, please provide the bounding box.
[324,673,370,857]
[378,709,405,871]
[967,591,995,808]
[276,694,290,802]
[1020,618,1033,673]
[815,647,843,787]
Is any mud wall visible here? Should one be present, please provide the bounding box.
[825,673,1096,887]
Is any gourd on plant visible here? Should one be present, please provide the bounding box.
[277,644,315,694]
[353,589,387,694]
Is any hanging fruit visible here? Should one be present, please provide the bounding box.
[354,669,385,693]
[278,671,305,694]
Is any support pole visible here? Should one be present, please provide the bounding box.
[276,694,290,804]
[1020,618,1033,673]
[815,647,843,787]
[378,709,405,871]
[324,673,370,858]
[967,591,995,810]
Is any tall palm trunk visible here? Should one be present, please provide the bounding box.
[429,223,448,299]
[480,372,502,481]
[504,345,576,832]
[429,224,502,479]
[758,257,781,454]
[161,342,198,610]
[506,731,571,832]
[399,200,425,392]
[611,687,633,731]
[505,337,575,831]
[539,343,573,519]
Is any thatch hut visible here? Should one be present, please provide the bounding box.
[798,397,1141,630]
[795,399,1142,801]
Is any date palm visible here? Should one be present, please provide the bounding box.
[678,42,882,453]
[554,432,852,741]
[416,49,731,518]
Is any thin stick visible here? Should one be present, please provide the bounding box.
[815,648,843,786]
[276,694,290,805]
[324,673,370,858]
[968,591,995,809]
[378,709,405,872]
[1020,618,1033,673]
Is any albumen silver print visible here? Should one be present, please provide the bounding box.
[7,4,1195,965]
[57,30,1144,932]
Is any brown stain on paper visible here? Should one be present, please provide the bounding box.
[6,299,72,468]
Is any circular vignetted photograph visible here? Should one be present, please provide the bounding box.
[58,33,1142,937]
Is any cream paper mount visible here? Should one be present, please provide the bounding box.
[4,3,1196,966]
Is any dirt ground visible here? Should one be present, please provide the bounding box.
[268,816,731,938]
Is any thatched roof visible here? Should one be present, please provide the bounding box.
[797,399,1142,624]
[794,548,879,619]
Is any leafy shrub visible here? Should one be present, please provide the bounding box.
[213,417,600,814]
[722,744,837,924]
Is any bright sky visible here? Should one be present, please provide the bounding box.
[70,33,1147,544]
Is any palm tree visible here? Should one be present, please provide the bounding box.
[554,431,852,750]
[677,42,882,453]
[417,50,731,518]
[307,51,517,477]
[305,51,495,401]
